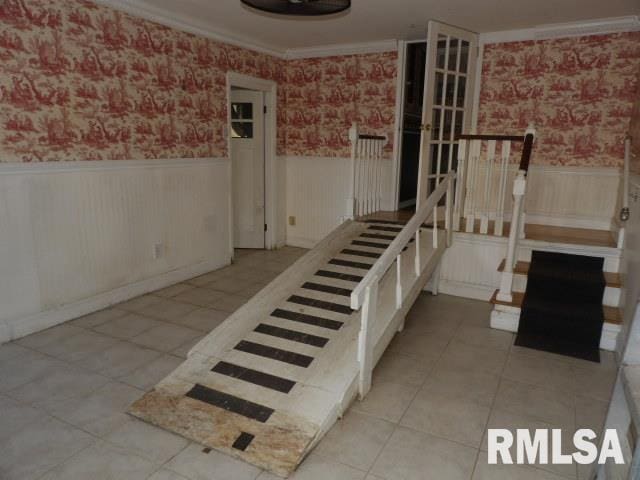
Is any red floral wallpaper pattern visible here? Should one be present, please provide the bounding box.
[478,33,640,168]
[286,53,397,158]
[0,0,397,162]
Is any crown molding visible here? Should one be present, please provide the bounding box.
[284,39,398,59]
[91,0,398,60]
[91,0,287,58]
[480,15,640,44]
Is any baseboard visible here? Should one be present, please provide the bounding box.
[490,307,621,352]
[0,257,230,344]
[437,279,496,301]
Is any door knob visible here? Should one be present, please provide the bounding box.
[421,124,432,132]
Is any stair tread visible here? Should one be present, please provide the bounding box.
[490,289,622,325]
[497,259,622,288]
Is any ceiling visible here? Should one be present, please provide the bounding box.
[106,0,640,52]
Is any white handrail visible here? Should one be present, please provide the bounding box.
[350,171,455,310]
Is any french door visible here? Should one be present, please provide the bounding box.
[416,21,478,207]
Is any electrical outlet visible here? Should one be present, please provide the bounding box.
[288,216,296,226]
[152,243,163,259]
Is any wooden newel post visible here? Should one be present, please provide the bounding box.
[497,170,526,303]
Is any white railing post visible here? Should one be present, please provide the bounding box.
[395,255,403,309]
[494,140,511,236]
[465,139,481,233]
[432,205,438,249]
[358,276,378,399]
[414,230,421,276]
[497,170,527,303]
[446,173,454,247]
[347,123,358,219]
[618,136,631,249]
[480,140,496,234]
[453,139,467,231]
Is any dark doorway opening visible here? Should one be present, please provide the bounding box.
[398,41,427,212]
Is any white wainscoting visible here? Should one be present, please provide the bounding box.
[0,158,232,343]
[284,156,393,248]
[465,164,621,230]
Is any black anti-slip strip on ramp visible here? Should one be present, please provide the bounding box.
[287,295,353,315]
[363,219,406,225]
[360,233,396,241]
[515,250,605,362]
[186,384,274,422]
[211,361,296,393]
[235,340,314,368]
[232,432,255,451]
[302,282,352,297]
[341,249,381,259]
[328,259,373,270]
[254,323,329,348]
[271,308,343,330]
[352,240,389,249]
[368,225,403,232]
[315,270,363,283]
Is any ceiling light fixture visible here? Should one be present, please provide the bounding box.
[240,0,351,16]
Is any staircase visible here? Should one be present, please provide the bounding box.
[489,237,623,352]
[129,173,454,476]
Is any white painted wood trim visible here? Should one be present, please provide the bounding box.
[0,257,229,344]
[285,39,398,59]
[480,16,640,44]
[0,157,228,175]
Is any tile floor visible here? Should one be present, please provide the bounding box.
[0,247,617,480]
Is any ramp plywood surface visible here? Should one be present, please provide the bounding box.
[129,219,444,476]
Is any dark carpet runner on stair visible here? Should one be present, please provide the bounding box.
[515,250,605,362]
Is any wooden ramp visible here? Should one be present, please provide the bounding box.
[129,219,446,476]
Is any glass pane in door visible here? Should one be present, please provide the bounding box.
[419,22,477,203]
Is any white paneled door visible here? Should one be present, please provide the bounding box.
[231,89,265,249]
[416,21,478,207]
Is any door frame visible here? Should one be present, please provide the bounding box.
[226,72,278,258]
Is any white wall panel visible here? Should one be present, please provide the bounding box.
[285,156,393,248]
[466,164,621,230]
[0,158,231,342]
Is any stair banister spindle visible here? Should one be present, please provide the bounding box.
[446,173,454,247]
[453,139,467,231]
[396,255,403,309]
[347,123,358,219]
[358,275,378,398]
[465,140,481,232]
[433,205,438,249]
[494,140,511,236]
[414,229,421,276]
[480,140,496,234]
[358,138,365,216]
